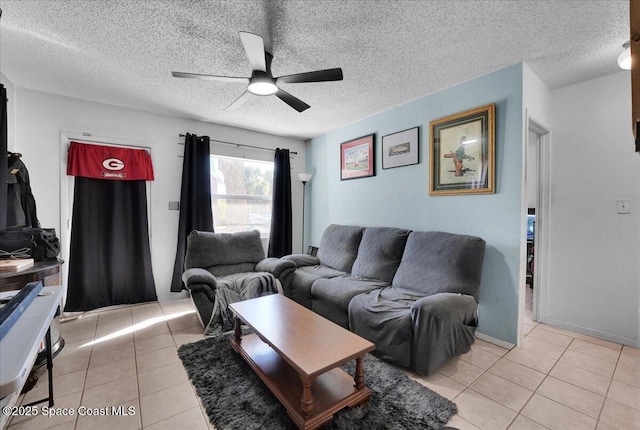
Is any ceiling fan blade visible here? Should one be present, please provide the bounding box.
[224,91,252,112]
[172,71,249,84]
[276,68,343,85]
[275,88,310,112]
[239,31,266,72]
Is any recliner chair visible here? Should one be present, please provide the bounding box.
[181,229,295,335]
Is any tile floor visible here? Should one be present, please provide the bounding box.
[7,292,640,430]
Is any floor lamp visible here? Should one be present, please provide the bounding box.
[298,173,312,253]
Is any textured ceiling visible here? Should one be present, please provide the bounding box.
[0,0,629,139]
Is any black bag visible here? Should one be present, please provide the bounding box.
[0,227,60,261]
[31,228,60,261]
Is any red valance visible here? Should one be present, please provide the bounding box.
[67,141,154,181]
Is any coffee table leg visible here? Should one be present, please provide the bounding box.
[300,375,314,415]
[234,316,242,342]
[355,356,365,390]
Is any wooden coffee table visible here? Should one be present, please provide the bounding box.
[229,294,375,430]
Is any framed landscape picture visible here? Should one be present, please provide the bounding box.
[340,134,375,180]
[429,103,495,195]
[382,127,419,169]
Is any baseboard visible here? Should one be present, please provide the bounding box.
[540,317,640,349]
[476,332,515,350]
[158,290,190,301]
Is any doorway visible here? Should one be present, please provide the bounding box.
[522,119,550,337]
[59,132,154,311]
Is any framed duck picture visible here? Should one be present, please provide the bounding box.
[429,104,495,195]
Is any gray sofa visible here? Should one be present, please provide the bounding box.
[277,224,486,375]
[182,230,295,335]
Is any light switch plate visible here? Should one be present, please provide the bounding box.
[169,201,180,210]
[617,199,631,214]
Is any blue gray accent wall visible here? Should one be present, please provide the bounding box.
[305,64,523,344]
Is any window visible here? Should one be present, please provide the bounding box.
[210,155,274,240]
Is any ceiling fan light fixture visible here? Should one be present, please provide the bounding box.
[618,41,631,70]
[172,32,341,111]
[248,78,278,96]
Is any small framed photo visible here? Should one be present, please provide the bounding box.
[429,103,495,195]
[340,134,375,180]
[382,127,419,169]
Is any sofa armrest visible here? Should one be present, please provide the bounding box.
[409,293,478,375]
[282,253,321,267]
[411,292,478,324]
[182,268,217,289]
[181,268,217,305]
[255,258,296,278]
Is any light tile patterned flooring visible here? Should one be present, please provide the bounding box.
[7,291,640,430]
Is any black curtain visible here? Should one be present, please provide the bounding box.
[65,178,156,311]
[268,148,292,257]
[170,133,213,292]
[0,84,7,229]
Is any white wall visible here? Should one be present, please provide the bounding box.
[11,87,306,297]
[548,71,640,347]
[523,63,551,211]
[523,63,552,129]
[521,64,552,343]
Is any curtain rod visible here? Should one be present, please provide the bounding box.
[178,134,297,155]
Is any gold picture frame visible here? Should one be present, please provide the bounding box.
[429,103,495,195]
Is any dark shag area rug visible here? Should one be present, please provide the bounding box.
[178,333,457,430]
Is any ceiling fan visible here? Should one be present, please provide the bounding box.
[172,32,343,113]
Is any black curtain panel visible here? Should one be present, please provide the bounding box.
[65,177,157,311]
[268,148,292,258]
[0,84,7,229]
[170,133,214,292]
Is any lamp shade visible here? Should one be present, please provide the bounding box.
[298,173,312,183]
[618,42,631,70]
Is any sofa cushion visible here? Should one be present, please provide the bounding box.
[311,276,390,311]
[317,224,364,272]
[392,231,486,300]
[285,265,347,308]
[351,227,411,282]
[310,275,390,327]
[185,230,265,271]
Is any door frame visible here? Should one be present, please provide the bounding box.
[520,115,551,342]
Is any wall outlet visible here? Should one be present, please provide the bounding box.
[617,199,631,214]
[169,201,180,211]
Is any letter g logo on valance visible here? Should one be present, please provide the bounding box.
[102,158,125,171]
[68,142,154,181]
